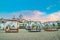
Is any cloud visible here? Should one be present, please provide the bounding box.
[23,10,60,23]
[46,7,51,10]
[46,5,56,10]
[48,11,60,21]
[23,10,46,22]
[46,5,53,10]
[0,10,60,23]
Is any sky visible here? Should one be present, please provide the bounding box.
[0,0,60,23]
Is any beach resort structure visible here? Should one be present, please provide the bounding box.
[43,21,59,31]
[25,21,43,32]
[4,19,19,33]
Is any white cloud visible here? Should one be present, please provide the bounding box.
[0,10,60,23]
[46,7,51,10]
[46,5,53,10]
[23,10,60,23]
[46,5,56,10]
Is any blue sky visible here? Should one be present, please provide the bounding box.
[0,0,60,22]
[0,0,60,13]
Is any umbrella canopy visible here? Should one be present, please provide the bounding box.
[44,22,58,29]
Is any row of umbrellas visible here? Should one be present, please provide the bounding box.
[25,21,60,31]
